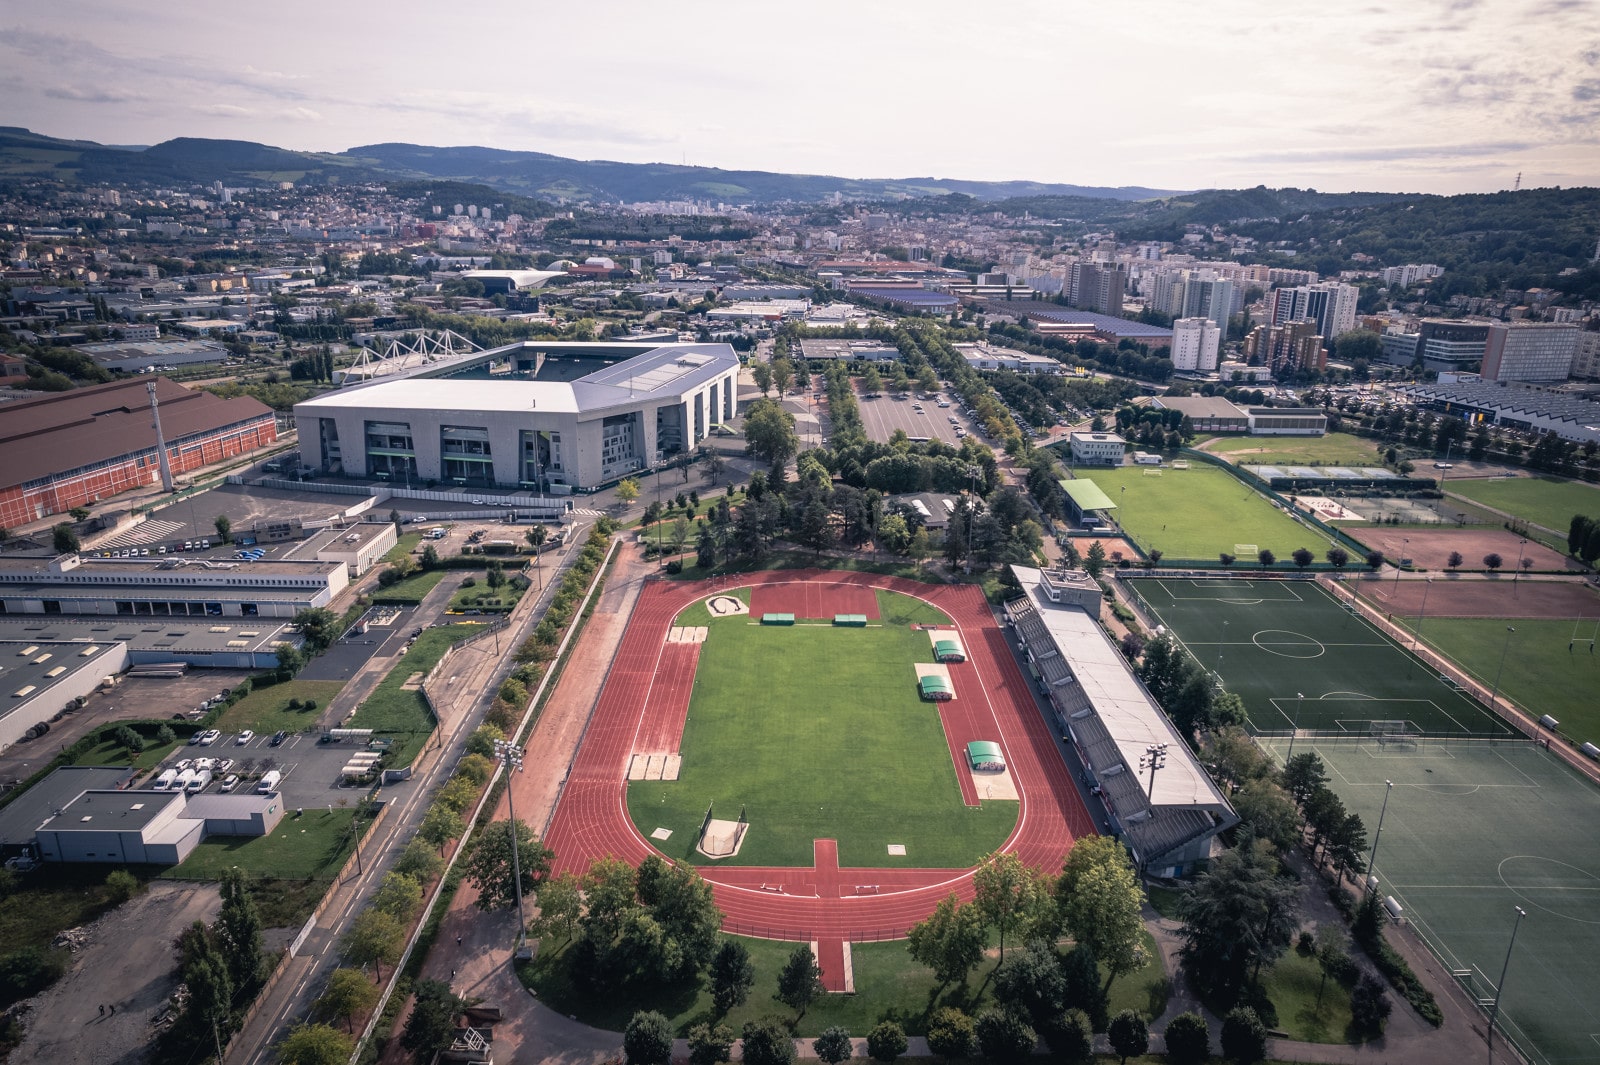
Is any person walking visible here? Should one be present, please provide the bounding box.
[99,1005,105,1017]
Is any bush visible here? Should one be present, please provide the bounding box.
[926,1006,975,1060]
[1163,1011,1211,1065]
[155,724,176,746]
[866,1020,907,1062]
[114,725,144,753]
[623,1010,673,1065]
[975,1008,1036,1065]
[304,699,317,712]
[1349,969,1393,1038]
[1040,1008,1092,1063]
[0,948,67,1008]
[454,753,494,787]
[105,868,139,903]
[1221,1006,1267,1065]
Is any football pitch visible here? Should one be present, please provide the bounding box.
[626,590,1019,869]
[1075,463,1324,561]
[1124,577,1514,737]
[1259,736,1600,1065]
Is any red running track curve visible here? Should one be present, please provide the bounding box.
[544,570,1097,949]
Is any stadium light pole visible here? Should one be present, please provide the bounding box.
[1286,692,1304,762]
[1393,537,1409,592]
[1414,577,1434,651]
[1365,779,1393,892]
[1488,906,1528,1056]
[1139,743,1168,806]
[1489,626,1516,711]
[1513,538,1527,598]
[493,739,530,959]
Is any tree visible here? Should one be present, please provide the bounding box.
[1084,540,1108,578]
[530,871,583,943]
[687,1022,736,1065]
[1484,552,1504,571]
[974,851,1047,964]
[861,366,884,394]
[1365,549,1385,571]
[278,1023,354,1065]
[486,561,506,590]
[291,606,341,653]
[624,1010,674,1065]
[316,968,378,1033]
[525,525,549,554]
[776,945,824,1018]
[1221,1006,1268,1064]
[1176,838,1299,998]
[371,871,423,922]
[975,1007,1037,1065]
[1568,514,1594,556]
[743,398,799,469]
[1163,1011,1211,1065]
[1058,943,1109,1032]
[52,523,79,554]
[341,909,404,979]
[217,868,265,991]
[771,358,794,397]
[115,725,145,753]
[465,818,552,913]
[401,979,464,1057]
[751,361,774,396]
[1291,547,1314,570]
[1447,550,1463,570]
[1326,547,1349,568]
[419,803,464,855]
[1349,969,1393,1037]
[867,1020,908,1062]
[1283,752,1329,805]
[994,939,1066,1026]
[214,515,233,543]
[1040,1008,1093,1064]
[741,1018,798,1065]
[1108,1010,1150,1064]
[106,868,139,903]
[1057,836,1146,990]
[1232,779,1301,851]
[814,1026,854,1064]
[1219,551,1236,567]
[1313,925,1350,1007]
[906,893,987,988]
[616,478,641,507]
[709,938,756,1014]
[926,1006,976,1059]
[1257,547,1276,567]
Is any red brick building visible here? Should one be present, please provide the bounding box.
[0,378,277,528]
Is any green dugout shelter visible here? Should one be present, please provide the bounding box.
[966,741,1006,770]
[1057,478,1117,528]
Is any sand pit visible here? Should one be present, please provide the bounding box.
[627,753,682,780]
[665,625,708,644]
[971,766,1019,801]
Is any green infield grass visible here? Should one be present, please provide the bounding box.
[1446,474,1600,535]
[1076,464,1331,563]
[628,590,1017,868]
[1124,577,1512,736]
[1401,616,1600,747]
[1203,431,1385,468]
[1260,736,1600,1065]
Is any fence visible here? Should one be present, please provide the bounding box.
[720,921,911,943]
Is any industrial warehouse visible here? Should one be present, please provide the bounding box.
[293,340,740,490]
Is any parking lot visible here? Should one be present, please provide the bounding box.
[148,725,398,809]
[856,386,976,446]
[297,604,423,682]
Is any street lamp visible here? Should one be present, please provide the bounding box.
[1286,692,1305,762]
[1365,780,1393,892]
[1513,538,1527,598]
[1218,619,1228,672]
[1139,743,1169,805]
[1393,537,1409,592]
[1414,577,1434,651]
[493,739,531,959]
[1489,626,1516,711]
[1488,906,1528,1055]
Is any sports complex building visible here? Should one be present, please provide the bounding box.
[293,341,740,490]
[1006,565,1236,876]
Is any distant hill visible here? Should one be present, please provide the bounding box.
[0,127,1176,204]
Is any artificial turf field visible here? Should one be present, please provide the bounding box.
[1076,463,1326,561]
[1259,736,1600,1065]
[626,589,1018,869]
[1124,577,1514,737]
[1446,474,1600,534]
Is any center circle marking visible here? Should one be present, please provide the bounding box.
[1252,629,1326,659]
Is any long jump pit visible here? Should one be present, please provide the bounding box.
[541,568,1098,990]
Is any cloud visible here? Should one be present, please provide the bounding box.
[1227,141,1534,164]
[42,85,143,103]
[195,104,255,118]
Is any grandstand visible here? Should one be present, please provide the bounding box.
[1008,565,1236,876]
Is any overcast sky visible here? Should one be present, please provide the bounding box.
[5,0,1598,196]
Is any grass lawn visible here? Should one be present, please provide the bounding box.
[370,569,448,604]
[448,577,527,613]
[384,531,423,564]
[74,730,183,773]
[216,679,345,736]
[1104,927,1169,1022]
[348,623,480,766]
[1446,474,1600,534]
[520,933,1004,1037]
[168,807,362,881]
[1402,616,1600,744]
[1076,464,1323,563]
[0,866,128,952]
[628,590,1014,869]
[1204,431,1385,468]
[1145,884,1185,920]
[1264,948,1355,1044]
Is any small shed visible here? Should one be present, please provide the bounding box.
[760,613,796,626]
[833,614,868,627]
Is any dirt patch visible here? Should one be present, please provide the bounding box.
[1349,525,1580,573]
[9,881,221,1063]
[1354,575,1600,619]
[1059,535,1140,563]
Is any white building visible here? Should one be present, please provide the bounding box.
[0,553,347,619]
[1269,281,1359,341]
[1068,431,1127,465]
[1481,322,1580,383]
[1170,317,1221,372]
[1572,329,1600,382]
[295,342,740,490]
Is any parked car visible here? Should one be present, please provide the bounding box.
[197,729,221,746]
[219,774,241,793]
[236,730,255,745]
[269,730,287,747]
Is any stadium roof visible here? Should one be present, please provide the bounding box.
[1057,479,1117,512]
[460,269,566,289]
[851,287,959,307]
[995,304,1174,339]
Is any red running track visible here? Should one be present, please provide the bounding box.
[749,580,878,620]
[544,571,1096,953]
[632,642,700,754]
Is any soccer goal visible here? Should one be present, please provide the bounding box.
[1370,720,1419,749]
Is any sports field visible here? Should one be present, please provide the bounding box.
[1447,474,1600,534]
[1077,464,1324,561]
[626,589,1018,869]
[1125,577,1514,737]
[1403,616,1600,748]
[1259,736,1600,1065]
[1202,430,1384,467]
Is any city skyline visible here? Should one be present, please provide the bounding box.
[3,0,1599,196]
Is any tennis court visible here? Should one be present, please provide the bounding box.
[1259,736,1600,1065]
[1124,576,1514,737]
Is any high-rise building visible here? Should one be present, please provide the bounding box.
[1171,317,1221,373]
[1571,329,1600,382]
[1067,262,1125,316]
[1481,322,1581,382]
[1269,282,1358,342]
[1146,270,1236,331]
[1245,321,1324,376]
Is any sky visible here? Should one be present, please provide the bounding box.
[4,0,1599,196]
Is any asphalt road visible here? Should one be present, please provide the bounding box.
[856,387,974,446]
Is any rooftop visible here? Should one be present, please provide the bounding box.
[0,616,297,658]
[39,788,183,834]
[0,767,134,849]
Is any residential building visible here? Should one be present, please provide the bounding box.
[1245,320,1324,375]
[1268,281,1358,341]
[1067,432,1126,465]
[1572,329,1600,381]
[1480,322,1580,383]
[1067,262,1126,317]
[1170,317,1221,373]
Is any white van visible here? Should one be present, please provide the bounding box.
[174,769,198,793]
[153,769,178,791]
[187,770,212,794]
[257,769,282,793]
